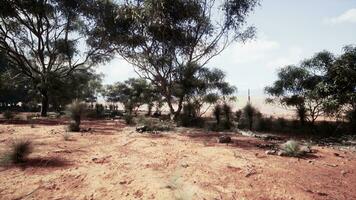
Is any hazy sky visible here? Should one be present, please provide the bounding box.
[97,0,356,96]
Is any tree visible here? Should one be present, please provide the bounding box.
[265,51,335,125]
[0,0,113,116]
[173,63,236,117]
[100,0,259,118]
[0,51,33,109]
[104,78,160,115]
[325,45,356,127]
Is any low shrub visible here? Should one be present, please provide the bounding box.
[280,140,305,157]
[124,114,134,125]
[254,116,273,132]
[68,122,80,132]
[1,140,33,165]
[66,100,86,132]
[3,110,14,120]
[179,103,205,128]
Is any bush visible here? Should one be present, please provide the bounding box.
[66,100,86,132]
[179,103,205,128]
[68,122,80,132]
[238,103,261,130]
[235,110,242,122]
[254,116,273,132]
[124,114,134,125]
[280,140,304,157]
[1,140,33,165]
[3,110,14,120]
[137,116,173,132]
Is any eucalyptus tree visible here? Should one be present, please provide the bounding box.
[100,0,259,118]
[0,0,114,116]
[265,52,335,125]
[104,78,160,115]
[174,63,236,117]
[325,45,356,126]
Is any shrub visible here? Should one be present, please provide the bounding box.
[3,110,14,120]
[243,103,258,130]
[179,103,205,127]
[238,103,261,131]
[235,110,242,122]
[137,116,173,132]
[254,116,273,132]
[1,140,33,165]
[66,100,86,132]
[280,140,304,157]
[124,114,134,125]
[68,122,80,132]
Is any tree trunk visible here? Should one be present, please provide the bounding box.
[174,96,184,120]
[40,90,49,117]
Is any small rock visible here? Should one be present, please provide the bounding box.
[218,135,232,143]
[265,150,277,155]
[181,163,189,168]
[136,126,148,133]
[341,170,348,176]
[277,151,286,156]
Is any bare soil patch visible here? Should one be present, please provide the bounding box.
[0,120,355,200]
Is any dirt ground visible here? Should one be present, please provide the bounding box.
[0,120,355,200]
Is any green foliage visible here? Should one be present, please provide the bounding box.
[179,103,205,128]
[98,0,257,117]
[104,78,160,115]
[280,140,305,157]
[0,0,112,116]
[211,103,234,131]
[137,116,173,132]
[238,103,260,130]
[266,46,356,127]
[1,140,33,165]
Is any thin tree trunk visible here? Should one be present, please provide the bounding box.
[40,90,49,117]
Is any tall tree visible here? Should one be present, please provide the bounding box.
[0,0,113,116]
[99,0,259,118]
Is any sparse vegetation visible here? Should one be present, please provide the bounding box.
[3,110,14,120]
[280,140,305,157]
[63,132,71,141]
[66,100,87,132]
[1,140,33,165]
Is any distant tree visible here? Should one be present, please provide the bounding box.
[0,0,114,116]
[48,70,103,112]
[100,0,259,118]
[173,63,237,118]
[265,51,335,125]
[104,78,160,115]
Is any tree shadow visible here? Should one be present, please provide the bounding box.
[1,157,72,171]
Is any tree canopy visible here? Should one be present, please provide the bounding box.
[0,0,113,115]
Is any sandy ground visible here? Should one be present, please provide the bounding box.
[0,120,355,200]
